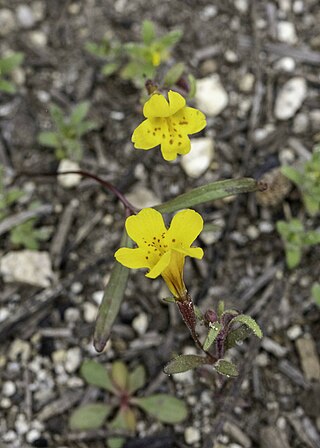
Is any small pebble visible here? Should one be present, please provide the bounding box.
[261,337,288,358]
[274,77,307,120]
[65,307,80,323]
[239,73,255,93]
[277,21,298,44]
[126,185,159,209]
[92,290,104,305]
[26,429,41,444]
[65,347,82,373]
[2,381,16,397]
[195,75,228,117]
[83,302,97,323]
[181,137,215,178]
[3,430,16,442]
[234,0,248,13]
[15,413,29,435]
[1,397,12,409]
[274,57,296,72]
[0,308,9,322]
[132,312,149,335]
[29,30,47,47]
[16,4,35,28]
[71,282,83,294]
[58,159,81,188]
[287,325,303,340]
[9,339,31,362]
[0,9,16,35]
[184,426,201,444]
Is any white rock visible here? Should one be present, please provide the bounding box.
[2,430,16,442]
[173,370,194,384]
[26,429,41,444]
[274,57,296,72]
[2,381,16,397]
[1,398,12,409]
[65,307,80,323]
[58,159,81,188]
[92,290,104,305]
[15,414,29,435]
[126,185,159,209]
[16,5,35,28]
[180,137,214,178]
[9,339,31,362]
[239,73,255,93]
[293,0,304,14]
[234,0,249,13]
[132,312,148,335]
[0,251,53,288]
[184,426,201,444]
[287,325,302,340]
[274,77,307,120]
[277,21,298,44]
[0,9,16,35]
[83,302,97,323]
[65,347,82,373]
[0,308,9,322]
[29,30,47,47]
[293,113,309,134]
[195,75,228,117]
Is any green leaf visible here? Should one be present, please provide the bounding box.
[80,360,115,393]
[155,178,259,214]
[303,194,319,216]
[187,73,197,98]
[69,403,112,430]
[101,62,120,77]
[230,315,263,339]
[133,394,188,424]
[157,30,183,49]
[50,104,65,129]
[111,361,129,391]
[128,364,146,394]
[0,52,24,74]
[107,437,125,448]
[225,325,253,349]
[70,101,90,125]
[217,300,225,318]
[286,246,302,269]
[203,322,222,351]
[281,166,303,185]
[38,132,60,148]
[141,20,156,45]
[0,79,16,94]
[214,359,238,377]
[163,62,185,87]
[163,354,207,374]
[94,229,132,352]
[312,283,320,307]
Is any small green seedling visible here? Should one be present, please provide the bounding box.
[69,360,188,448]
[0,52,24,94]
[86,20,183,88]
[282,147,320,216]
[0,167,51,250]
[38,102,98,161]
[312,282,320,308]
[164,300,263,378]
[277,218,320,269]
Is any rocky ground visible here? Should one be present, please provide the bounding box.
[0,0,320,447]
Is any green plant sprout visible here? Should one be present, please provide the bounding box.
[38,102,98,161]
[276,218,320,269]
[311,282,320,308]
[1,167,50,250]
[0,52,24,94]
[86,20,184,89]
[282,146,320,216]
[69,360,188,448]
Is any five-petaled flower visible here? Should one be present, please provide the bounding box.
[115,208,204,301]
[132,90,206,161]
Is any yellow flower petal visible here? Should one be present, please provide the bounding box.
[168,209,204,247]
[172,107,206,135]
[132,119,162,149]
[143,94,171,118]
[167,90,186,115]
[161,251,186,298]
[125,208,167,247]
[114,247,151,269]
[174,246,204,259]
[160,131,191,161]
[146,250,171,279]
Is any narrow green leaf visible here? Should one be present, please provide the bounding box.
[0,79,16,94]
[107,437,125,448]
[133,394,188,424]
[203,322,222,351]
[128,365,146,394]
[281,166,303,185]
[217,300,225,318]
[69,403,112,430]
[155,178,259,214]
[163,354,207,374]
[225,325,253,350]
[101,62,120,77]
[80,360,115,393]
[214,359,238,377]
[141,20,156,45]
[70,101,90,125]
[230,315,263,339]
[94,230,132,352]
[111,361,128,391]
[163,62,185,87]
[157,30,183,49]
[0,52,24,73]
[49,104,65,129]
[286,246,302,269]
[187,73,197,98]
[38,132,59,148]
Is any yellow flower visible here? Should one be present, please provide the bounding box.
[132,90,206,161]
[115,208,204,301]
